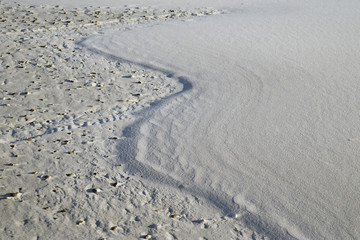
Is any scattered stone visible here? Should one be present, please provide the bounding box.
[89,188,101,194]
[76,220,84,225]
[43,175,51,180]
[9,192,19,197]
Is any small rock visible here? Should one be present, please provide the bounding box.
[89,188,101,194]
[9,192,19,197]
[76,220,84,225]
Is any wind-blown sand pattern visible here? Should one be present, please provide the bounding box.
[0,2,263,239]
[3,0,360,239]
[83,0,360,239]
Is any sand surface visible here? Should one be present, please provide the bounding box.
[83,0,360,239]
[2,0,360,239]
[0,2,261,239]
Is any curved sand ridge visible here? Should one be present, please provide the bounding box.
[0,2,264,240]
[0,2,224,142]
[83,1,360,239]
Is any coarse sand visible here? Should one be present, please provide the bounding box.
[0,2,260,239]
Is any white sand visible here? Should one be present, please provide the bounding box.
[83,0,360,239]
[0,2,260,239]
[2,0,360,239]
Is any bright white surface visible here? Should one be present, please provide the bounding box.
[83,0,360,239]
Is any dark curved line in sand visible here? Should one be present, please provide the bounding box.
[79,38,298,240]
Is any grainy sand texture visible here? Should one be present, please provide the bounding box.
[2,0,360,239]
[0,2,259,239]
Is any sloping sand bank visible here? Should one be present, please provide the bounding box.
[83,0,360,239]
[0,2,262,239]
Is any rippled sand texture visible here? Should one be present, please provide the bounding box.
[0,2,262,239]
[84,0,360,239]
